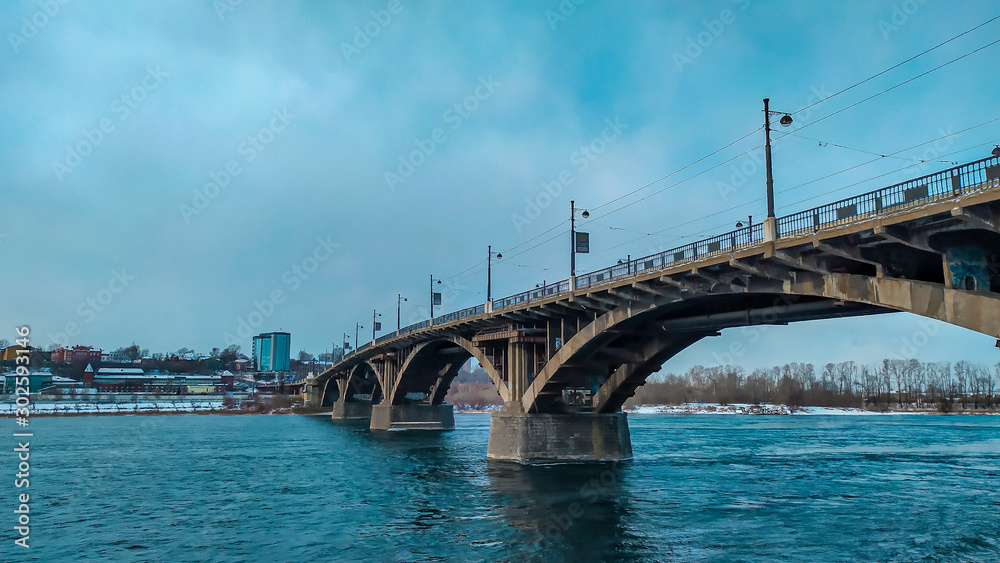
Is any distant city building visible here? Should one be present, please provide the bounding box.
[252,332,291,372]
[103,350,136,363]
[51,346,102,363]
[0,368,68,394]
[91,367,234,393]
[1,345,29,361]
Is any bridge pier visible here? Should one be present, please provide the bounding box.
[487,411,633,463]
[331,401,373,420]
[369,404,455,431]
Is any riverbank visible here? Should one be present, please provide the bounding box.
[5,400,996,417]
[0,394,333,417]
[628,403,999,415]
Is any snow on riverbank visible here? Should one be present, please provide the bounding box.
[628,403,933,415]
[0,400,227,415]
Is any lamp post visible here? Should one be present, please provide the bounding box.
[372,310,382,341]
[342,333,349,360]
[355,322,363,350]
[570,200,590,278]
[397,294,407,333]
[762,98,793,234]
[429,275,442,325]
[617,254,631,276]
[487,245,502,302]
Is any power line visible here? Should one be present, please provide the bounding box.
[588,126,762,212]
[777,37,1000,138]
[778,139,1000,211]
[586,124,1000,260]
[421,24,1000,305]
[792,15,1000,116]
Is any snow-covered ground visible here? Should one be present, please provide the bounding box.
[628,403,932,415]
[0,400,227,415]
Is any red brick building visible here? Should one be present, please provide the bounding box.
[51,346,103,363]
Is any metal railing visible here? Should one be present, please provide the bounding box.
[778,156,1000,237]
[340,155,999,362]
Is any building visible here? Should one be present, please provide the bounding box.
[51,346,102,363]
[2,369,56,394]
[91,367,234,393]
[252,332,291,372]
[1,345,29,362]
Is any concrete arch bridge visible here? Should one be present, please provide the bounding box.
[305,156,1000,462]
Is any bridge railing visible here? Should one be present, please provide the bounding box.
[778,156,1000,237]
[492,279,570,310]
[576,221,764,290]
[433,303,486,326]
[340,155,999,361]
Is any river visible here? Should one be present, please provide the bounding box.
[3,413,999,561]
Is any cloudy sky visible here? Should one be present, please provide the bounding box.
[3,0,999,371]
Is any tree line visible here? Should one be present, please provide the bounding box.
[626,359,1000,411]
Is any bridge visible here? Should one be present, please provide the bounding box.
[304,155,1000,462]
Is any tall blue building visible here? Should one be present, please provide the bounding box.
[252,331,291,372]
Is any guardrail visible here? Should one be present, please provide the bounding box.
[778,155,1000,237]
[339,155,1000,362]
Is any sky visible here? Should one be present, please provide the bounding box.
[2,0,999,372]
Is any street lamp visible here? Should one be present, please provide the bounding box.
[487,245,502,302]
[570,200,590,278]
[372,310,382,341]
[735,215,753,228]
[397,294,407,333]
[763,98,793,221]
[429,275,442,324]
[342,333,350,360]
[992,146,1000,157]
[617,254,631,276]
[355,322,363,350]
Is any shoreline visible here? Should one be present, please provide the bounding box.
[5,402,997,417]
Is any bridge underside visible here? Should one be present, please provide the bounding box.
[304,164,1000,461]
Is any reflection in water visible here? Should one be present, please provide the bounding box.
[487,461,645,559]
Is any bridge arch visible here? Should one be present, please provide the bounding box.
[522,299,709,413]
[390,336,509,405]
[784,273,1000,338]
[525,273,1000,414]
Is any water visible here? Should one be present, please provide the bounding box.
[3,413,999,562]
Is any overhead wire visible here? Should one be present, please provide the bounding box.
[587,123,1000,260]
[418,19,1000,309]
[791,15,1000,116]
